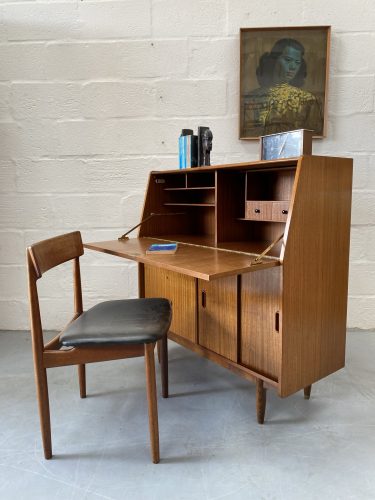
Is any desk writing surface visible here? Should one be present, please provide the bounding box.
[84,237,279,281]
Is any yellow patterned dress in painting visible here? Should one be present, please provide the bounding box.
[242,83,323,137]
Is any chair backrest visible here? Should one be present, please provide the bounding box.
[27,231,84,279]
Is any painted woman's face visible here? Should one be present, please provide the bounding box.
[273,46,302,85]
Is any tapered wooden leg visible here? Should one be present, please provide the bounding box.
[78,364,86,398]
[144,342,160,464]
[35,367,52,459]
[159,336,168,398]
[256,379,266,424]
[304,385,312,400]
[156,340,161,364]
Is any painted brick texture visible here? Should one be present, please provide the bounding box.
[0,0,373,330]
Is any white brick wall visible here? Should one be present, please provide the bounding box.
[0,0,373,330]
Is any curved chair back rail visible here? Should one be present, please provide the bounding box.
[28,231,84,279]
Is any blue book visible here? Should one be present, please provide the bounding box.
[179,136,186,169]
[146,243,178,255]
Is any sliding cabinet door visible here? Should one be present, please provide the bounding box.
[144,265,197,342]
[240,267,281,381]
[198,276,238,361]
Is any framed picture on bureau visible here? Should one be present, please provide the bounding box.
[240,26,331,139]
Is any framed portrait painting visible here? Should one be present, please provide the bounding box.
[239,26,331,139]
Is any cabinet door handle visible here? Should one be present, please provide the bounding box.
[275,311,280,332]
[254,208,260,213]
[201,290,206,308]
[282,209,288,215]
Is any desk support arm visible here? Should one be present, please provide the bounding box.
[118,212,186,241]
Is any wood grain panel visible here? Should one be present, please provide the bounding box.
[198,275,238,361]
[144,265,197,343]
[240,266,281,380]
[280,155,353,397]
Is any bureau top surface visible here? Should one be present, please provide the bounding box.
[150,155,351,175]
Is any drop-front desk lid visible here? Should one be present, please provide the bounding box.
[84,237,280,281]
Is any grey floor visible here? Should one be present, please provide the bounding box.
[1,331,375,500]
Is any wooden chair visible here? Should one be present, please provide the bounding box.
[27,231,171,464]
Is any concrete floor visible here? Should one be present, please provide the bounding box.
[1,330,375,500]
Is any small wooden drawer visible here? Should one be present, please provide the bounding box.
[245,201,273,220]
[272,201,290,222]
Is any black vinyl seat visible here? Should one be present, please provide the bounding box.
[61,299,172,347]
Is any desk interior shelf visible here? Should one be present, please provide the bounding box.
[139,162,298,258]
[160,171,216,211]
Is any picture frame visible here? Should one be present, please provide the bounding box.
[240,26,331,140]
[260,129,313,160]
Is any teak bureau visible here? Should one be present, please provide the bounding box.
[85,155,353,422]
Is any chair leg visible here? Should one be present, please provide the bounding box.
[256,379,267,425]
[156,340,161,364]
[78,364,86,399]
[304,385,312,400]
[35,366,52,459]
[144,342,160,464]
[159,336,168,398]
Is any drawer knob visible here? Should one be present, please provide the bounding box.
[254,208,260,213]
[282,209,288,215]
